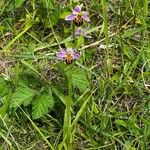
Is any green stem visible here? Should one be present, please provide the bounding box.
[102,0,109,54]
[63,74,72,149]
[72,22,77,47]
[102,0,110,75]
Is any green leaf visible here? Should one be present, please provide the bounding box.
[121,27,143,38]
[122,45,134,60]
[52,86,66,105]
[115,119,127,128]
[0,77,7,96]
[32,92,54,119]
[10,83,35,108]
[77,35,84,48]
[101,114,109,130]
[65,66,90,92]
[127,116,142,135]
[0,88,12,116]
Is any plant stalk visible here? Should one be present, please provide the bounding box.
[63,74,72,149]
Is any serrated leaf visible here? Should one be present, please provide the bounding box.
[32,93,54,119]
[10,83,34,108]
[65,66,90,92]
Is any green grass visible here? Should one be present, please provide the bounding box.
[0,0,150,149]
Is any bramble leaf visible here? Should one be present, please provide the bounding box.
[32,92,54,119]
[10,83,35,108]
[65,66,90,92]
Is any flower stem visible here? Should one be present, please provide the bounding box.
[72,22,77,46]
[63,74,72,149]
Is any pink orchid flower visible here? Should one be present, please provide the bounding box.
[56,48,80,64]
[65,5,90,26]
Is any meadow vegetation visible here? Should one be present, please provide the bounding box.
[0,0,150,149]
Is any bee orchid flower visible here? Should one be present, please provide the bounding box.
[56,48,80,64]
[65,5,90,26]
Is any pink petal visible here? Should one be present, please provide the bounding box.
[72,51,80,59]
[73,5,81,13]
[56,50,67,60]
[75,28,82,36]
[82,14,90,22]
[65,14,76,21]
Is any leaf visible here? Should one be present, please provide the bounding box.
[65,66,90,92]
[115,119,127,128]
[0,88,12,116]
[52,86,66,105]
[10,83,35,108]
[122,45,134,60]
[0,77,7,96]
[32,92,54,119]
[101,114,109,130]
[127,116,142,135]
[121,27,143,38]
[127,49,142,76]
[72,91,94,127]
[77,35,84,48]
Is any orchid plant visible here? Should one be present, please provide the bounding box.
[56,4,91,149]
[56,4,90,64]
